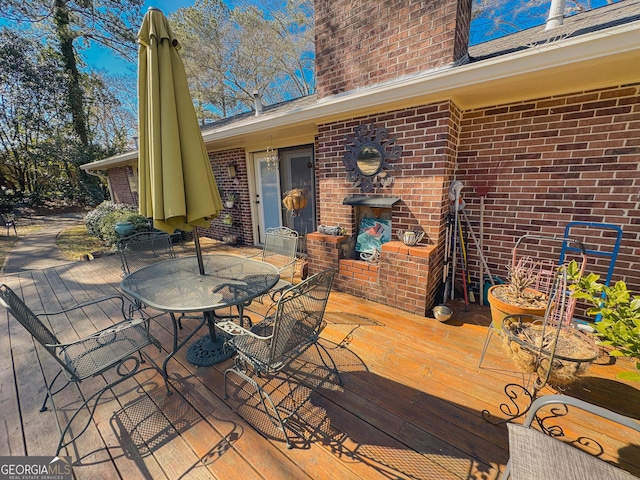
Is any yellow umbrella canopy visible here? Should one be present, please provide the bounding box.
[137,7,222,234]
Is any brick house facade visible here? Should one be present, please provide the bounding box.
[86,0,640,317]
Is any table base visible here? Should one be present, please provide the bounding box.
[187,334,235,366]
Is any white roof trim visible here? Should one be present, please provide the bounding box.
[82,21,639,172]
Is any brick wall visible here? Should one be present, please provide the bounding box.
[312,100,461,312]
[106,149,254,245]
[315,0,472,98]
[307,232,436,315]
[457,83,640,293]
[109,166,137,205]
[200,148,254,245]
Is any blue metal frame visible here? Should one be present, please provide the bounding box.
[559,222,623,321]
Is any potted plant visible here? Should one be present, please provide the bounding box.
[571,263,640,382]
[501,262,598,387]
[487,256,549,330]
[114,221,134,236]
[282,188,307,216]
[225,192,238,209]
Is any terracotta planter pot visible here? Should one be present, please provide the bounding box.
[487,285,547,330]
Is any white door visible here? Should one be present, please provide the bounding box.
[254,151,283,244]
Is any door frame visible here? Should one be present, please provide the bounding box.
[249,145,316,246]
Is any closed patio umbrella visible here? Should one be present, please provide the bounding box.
[137,6,222,274]
[137,7,227,366]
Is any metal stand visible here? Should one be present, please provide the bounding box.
[482,265,597,425]
[186,311,235,366]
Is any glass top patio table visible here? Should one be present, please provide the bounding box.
[120,254,279,313]
[120,254,280,373]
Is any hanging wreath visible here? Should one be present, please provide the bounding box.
[282,189,308,216]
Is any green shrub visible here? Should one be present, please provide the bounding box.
[570,261,640,382]
[85,201,137,237]
[98,211,150,246]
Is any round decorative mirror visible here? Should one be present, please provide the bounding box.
[343,124,402,192]
[356,144,383,176]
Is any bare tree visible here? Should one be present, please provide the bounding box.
[84,72,136,154]
[170,0,232,122]
[1,0,144,146]
[170,0,315,121]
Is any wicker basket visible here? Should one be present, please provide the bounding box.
[282,189,308,211]
[502,314,598,386]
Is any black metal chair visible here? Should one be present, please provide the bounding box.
[0,284,161,457]
[117,231,176,276]
[248,226,299,303]
[217,269,340,448]
[117,231,182,324]
[0,213,17,236]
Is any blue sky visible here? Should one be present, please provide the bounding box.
[85,0,617,76]
[84,0,198,75]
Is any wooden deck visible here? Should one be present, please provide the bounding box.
[1,245,639,479]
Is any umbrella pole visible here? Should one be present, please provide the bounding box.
[193,227,206,275]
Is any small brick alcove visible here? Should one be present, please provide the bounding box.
[307,232,436,316]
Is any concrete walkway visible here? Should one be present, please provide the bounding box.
[3,213,86,274]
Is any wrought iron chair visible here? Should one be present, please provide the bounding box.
[250,226,299,302]
[0,213,17,236]
[117,231,176,276]
[503,394,640,479]
[217,269,340,448]
[117,231,181,323]
[0,284,161,457]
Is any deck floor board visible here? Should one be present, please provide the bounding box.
[1,250,639,479]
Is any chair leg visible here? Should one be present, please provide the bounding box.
[54,355,160,456]
[478,321,496,369]
[314,342,342,386]
[40,370,67,412]
[224,367,293,449]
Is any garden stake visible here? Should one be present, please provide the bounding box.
[442,214,453,304]
[458,219,469,311]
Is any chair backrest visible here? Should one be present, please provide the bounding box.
[0,214,16,234]
[268,269,334,363]
[262,227,299,282]
[503,394,640,479]
[118,231,176,275]
[0,284,66,369]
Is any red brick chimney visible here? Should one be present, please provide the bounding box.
[315,0,473,98]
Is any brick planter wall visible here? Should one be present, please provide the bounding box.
[307,232,436,315]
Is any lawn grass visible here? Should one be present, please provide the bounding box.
[56,225,105,261]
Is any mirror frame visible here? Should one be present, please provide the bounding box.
[342,123,402,192]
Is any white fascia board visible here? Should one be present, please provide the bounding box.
[87,21,638,169]
[81,150,138,171]
[202,21,639,144]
